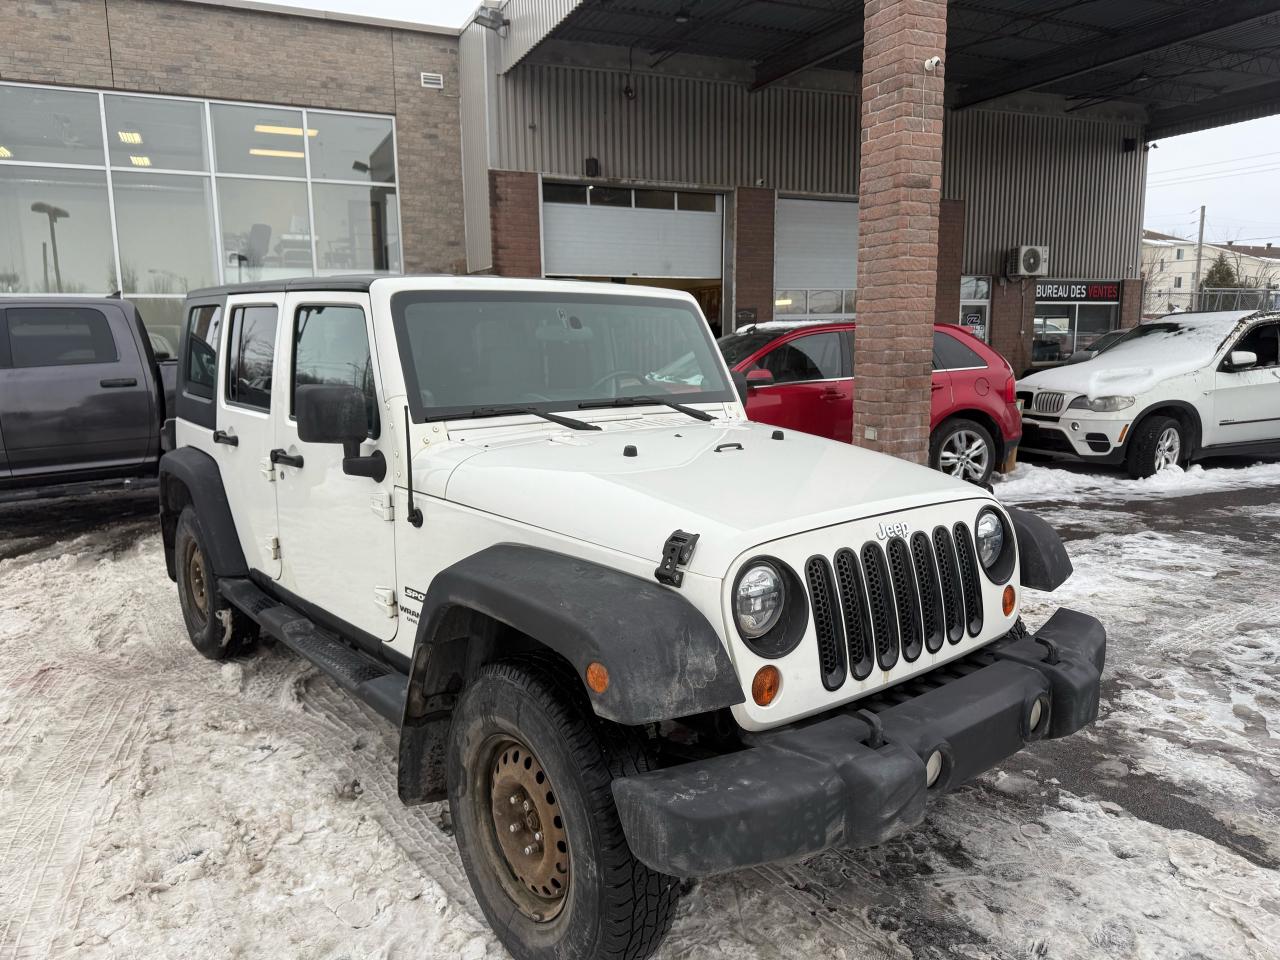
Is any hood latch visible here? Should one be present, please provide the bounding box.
[655,530,699,587]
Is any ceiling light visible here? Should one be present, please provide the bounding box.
[0,146,11,159]
[674,7,691,23]
[117,131,143,144]
[775,298,792,307]
[253,124,318,137]
[249,148,304,159]
[129,155,152,167]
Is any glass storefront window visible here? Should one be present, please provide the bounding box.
[1033,310,1074,364]
[0,166,115,294]
[843,289,857,315]
[312,183,401,275]
[807,289,843,315]
[114,173,216,294]
[774,290,806,314]
[960,276,990,301]
[1076,304,1116,352]
[217,177,313,280]
[0,86,104,166]
[105,95,208,172]
[212,103,308,178]
[132,298,187,360]
[308,113,394,182]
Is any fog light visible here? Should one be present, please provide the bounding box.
[1070,421,1081,432]
[925,749,944,788]
[1028,697,1047,734]
[1002,585,1016,617]
[752,665,781,706]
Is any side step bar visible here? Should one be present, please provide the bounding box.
[218,577,407,723]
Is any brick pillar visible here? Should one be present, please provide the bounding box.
[733,187,776,326]
[489,170,542,277]
[1119,278,1144,328]
[933,199,965,324]
[853,0,947,464]
[990,278,1035,376]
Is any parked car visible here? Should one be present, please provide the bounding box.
[719,321,1022,485]
[160,275,1103,960]
[1017,309,1280,477]
[0,297,176,498]
[1066,327,1129,364]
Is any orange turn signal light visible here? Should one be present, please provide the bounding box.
[752,665,781,706]
[585,661,610,694]
[1002,585,1016,617]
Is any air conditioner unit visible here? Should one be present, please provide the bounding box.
[1006,245,1049,278]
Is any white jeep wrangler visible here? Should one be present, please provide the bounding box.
[159,275,1104,960]
[1018,309,1280,477]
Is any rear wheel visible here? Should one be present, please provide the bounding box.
[447,657,679,960]
[931,418,996,486]
[1125,415,1184,478]
[174,507,255,659]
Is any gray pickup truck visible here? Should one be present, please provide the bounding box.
[0,298,175,499]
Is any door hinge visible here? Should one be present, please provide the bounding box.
[265,536,281,560]
[655,529,699,587]
[370,491,395,521]
[373,586,398,618]
[259,457,276,481]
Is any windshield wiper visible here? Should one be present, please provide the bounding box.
[467,405,601,431]
[578,395,716,422]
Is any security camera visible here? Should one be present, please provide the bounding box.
[924,56,942,72]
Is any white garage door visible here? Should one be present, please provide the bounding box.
[542,185,723,279]
[774,198,858,319]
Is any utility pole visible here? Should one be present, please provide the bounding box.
[1190,204,1205,311]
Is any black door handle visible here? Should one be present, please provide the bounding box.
[212,430,239,447]
[270,448,304,468]
[100,377,138,388]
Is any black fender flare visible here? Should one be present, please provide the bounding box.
[404,544,745,727]
[1006,507,1072,592]
[158,447,247,581]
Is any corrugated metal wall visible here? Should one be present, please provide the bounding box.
[943,109,1148,279]
[493,62,860,195]
[499,0,586,73]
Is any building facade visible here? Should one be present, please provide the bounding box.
[1142,229,1280,315]
[1,0,463,350]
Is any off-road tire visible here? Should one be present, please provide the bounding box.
[174,507,255,659]
[930,417,996,487]
[1125,415,1184,479]
[447,656,680,960]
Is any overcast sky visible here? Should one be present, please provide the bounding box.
[249,0,1279,247]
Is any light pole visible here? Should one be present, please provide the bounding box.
[31,202,70,293]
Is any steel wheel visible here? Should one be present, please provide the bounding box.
[938,428,991,482]
[1154,425,1181,471]
[482,735,571,922]
[183,537,209,621]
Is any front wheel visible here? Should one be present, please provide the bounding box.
[1126,415,1185,478]
[447,657,679,960]
[931,418,996,486]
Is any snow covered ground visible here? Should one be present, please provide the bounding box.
[2,463,1278,959]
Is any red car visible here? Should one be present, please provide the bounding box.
[718,321,1022,485]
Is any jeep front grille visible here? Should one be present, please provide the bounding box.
[806,524,983,690]
[1031,391,1066,414]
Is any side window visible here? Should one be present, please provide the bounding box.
[933,330,986,371]
[757,332,843,384]
[186,304,222,399]
[7,307,117,368]
[225,305,278,410]
[1231,322,1280,369]
[293,304,379,436]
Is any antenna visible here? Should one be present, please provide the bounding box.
[404,406,423,528]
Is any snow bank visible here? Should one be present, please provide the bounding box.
[994,459,1280,504]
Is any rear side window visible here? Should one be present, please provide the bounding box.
[225,305,278,410]
[293,304,379,436]
[185,304,222,399]
[933,330,986,371]
[7,307,117,368]
[756,332,843,384]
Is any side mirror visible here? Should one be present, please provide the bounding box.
[1228,349,1258,370]
[296,383,386,481]
[745,368,774,388]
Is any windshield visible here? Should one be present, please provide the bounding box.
[718,331,779,367]
[1087,320,1230,368]
[391,291,735,421]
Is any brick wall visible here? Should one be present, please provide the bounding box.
[489,170,542,277]
[990,278,1035,375]
[1119,277,1144,328]
[934,199,965,324]
[0,0,465,273]
[733,187,777,325]
[852,0,948,465]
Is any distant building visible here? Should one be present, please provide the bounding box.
[1141,230,1280,315]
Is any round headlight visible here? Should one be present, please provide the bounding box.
[735,563,785,639]
[975,509,1006,570]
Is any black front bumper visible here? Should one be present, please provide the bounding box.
[613,608,1105,878]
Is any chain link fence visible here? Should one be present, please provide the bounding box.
[1144,287,1280,317]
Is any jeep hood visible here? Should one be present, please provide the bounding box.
[424,419,987,576]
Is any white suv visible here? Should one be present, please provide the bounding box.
[1018,309,1280,477]
[159,275,1104,960]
